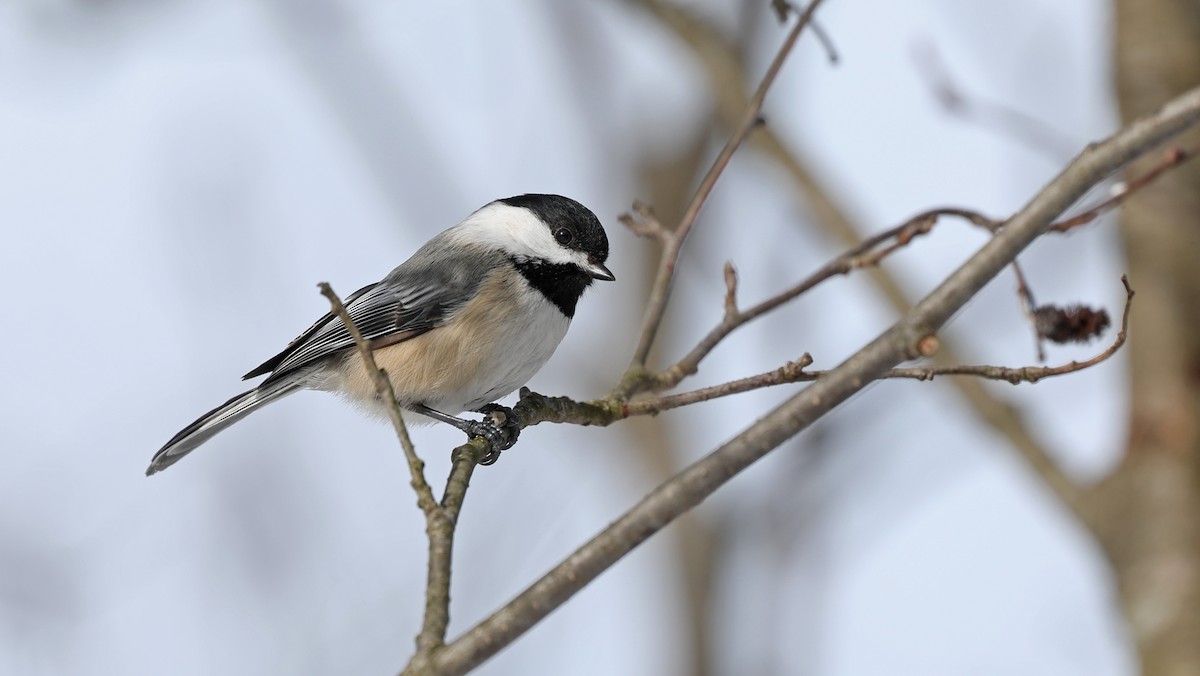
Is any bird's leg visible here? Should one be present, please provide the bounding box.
[407,403,519,465]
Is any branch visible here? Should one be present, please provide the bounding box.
[621,0,829,378]
[1001,259,1048,361]
[1051,143,1196,232]
[886,275,1133,383]
[518,275,1131,426]
[403,439,486,675]
[319,284,479,673]
[428,84,1200,675]
[648,135,1183,388]
[636,0,1082,528]
[318,283,433,512]
[662,275,1129,396]
[643,207,1001,392]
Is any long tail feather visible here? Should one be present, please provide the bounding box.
[146,378,303,476]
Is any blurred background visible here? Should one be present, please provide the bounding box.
[2,0,1196,674]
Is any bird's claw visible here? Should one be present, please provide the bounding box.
[471,404,520,465]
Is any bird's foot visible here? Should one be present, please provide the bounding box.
[407,403,520,465]
[473,404,520,465]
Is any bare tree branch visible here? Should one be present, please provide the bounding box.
[621,0,829,379]
[319,284,482,673]
[1051,143,1196,232]
[403,440,486,675]
[516,275,1132,427]
[631,0,1077,517]
[428,82,1200,676]
[620,19,1188,507]
[318,283,433,512]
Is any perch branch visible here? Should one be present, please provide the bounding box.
[518,275,1131,427]
[318,283,433,512]
[320,284,480,673]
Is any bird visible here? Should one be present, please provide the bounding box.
[146,194,614,475]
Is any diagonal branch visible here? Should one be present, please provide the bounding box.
[428,84,1200,676]
[1051,143,1196,232]
[622,4,1196,522]
[635,0,1083,523]
[318,283,434,512]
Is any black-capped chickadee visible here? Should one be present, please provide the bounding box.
[147,194,613,475]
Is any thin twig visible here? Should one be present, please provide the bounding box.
[657,279,1127,399]
[769,0,839,63]
[1051,144,1196,232]
[623,0,829,374]
[521,277,1131,425]
[885,275,1132,382]
[627,355,815,417]
[649,208,993,391]
[1008,260,1046,361]
[618,201,669,240]
[318,283,434,512]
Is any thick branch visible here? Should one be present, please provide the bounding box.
[429,84,1200,675]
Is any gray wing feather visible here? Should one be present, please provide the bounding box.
[254,237,498,383]
[242,281,378,379]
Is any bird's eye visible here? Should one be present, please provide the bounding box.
[554,228,574,245]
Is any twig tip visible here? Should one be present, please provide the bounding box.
[723,261,740,317]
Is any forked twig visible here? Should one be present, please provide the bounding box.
[319,283,481,673]
[622,0,829,378]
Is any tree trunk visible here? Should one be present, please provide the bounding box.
[1095,2,1200,674]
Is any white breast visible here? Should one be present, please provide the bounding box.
[450,287,571,411]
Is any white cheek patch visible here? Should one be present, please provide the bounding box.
[445,203,589,267]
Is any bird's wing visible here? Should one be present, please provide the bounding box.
[245,242,493,383]
[242,282,377,379]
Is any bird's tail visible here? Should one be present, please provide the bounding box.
[146,378,304,476]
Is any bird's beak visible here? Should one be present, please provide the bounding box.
[585,260,615,281]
